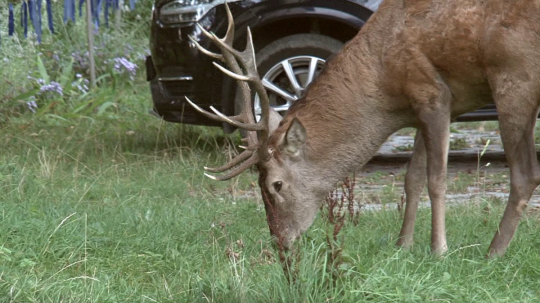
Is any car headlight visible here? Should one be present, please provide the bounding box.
[159,0,240,24]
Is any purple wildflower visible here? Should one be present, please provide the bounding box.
[27,98,38,113]
[113,57,138,80]
[39,81,63,96]
[72,75,90,94]
[30,77,45,86]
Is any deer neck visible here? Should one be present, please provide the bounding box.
[299,102,404,193]
[287,23,409,193]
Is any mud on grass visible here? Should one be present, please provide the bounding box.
[1,121,540,302]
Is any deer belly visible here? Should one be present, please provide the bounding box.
[447,80,493,118]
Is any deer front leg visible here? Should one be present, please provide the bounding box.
[421,113,450,256]
[397,129,427,248]
[404,69,452,255]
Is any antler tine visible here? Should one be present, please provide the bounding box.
[204,153,260,181]
[204,149,253,173]
[232,26,273,159]
[213,25,273,160]
[197,3,234,45]
[223,2,235,45]
[238,143,259,151]
[208,106,252,126]
[204,24,272,159]
[245,27,270,122]
[185,97,263,131]
[189,34,223,61]
[186,3,273,180]
[204,31,254,69]
[212,62,252,81]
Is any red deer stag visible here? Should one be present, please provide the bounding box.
[187,1,540,257]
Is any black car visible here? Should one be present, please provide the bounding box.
[146,0,499,133]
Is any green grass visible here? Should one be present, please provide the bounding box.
[2,117,540,302]
[449,137,470,150]
[455,121,500,132]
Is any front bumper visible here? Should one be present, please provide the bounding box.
[146,3,228,126]
[147,58,221,126]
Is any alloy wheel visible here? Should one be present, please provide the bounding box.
[254,56,326,121]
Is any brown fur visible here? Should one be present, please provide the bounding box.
[260,0,540,256]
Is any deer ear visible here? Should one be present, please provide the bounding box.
[283,118,306,156]
[268,107,282,135]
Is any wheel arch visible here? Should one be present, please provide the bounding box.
[252,13,366,50]
[221,4,375,133]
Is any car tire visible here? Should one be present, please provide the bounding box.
[234,33,343,129]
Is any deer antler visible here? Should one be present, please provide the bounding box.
[186,3,272,180]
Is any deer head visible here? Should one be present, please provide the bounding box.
[186,4,339,250]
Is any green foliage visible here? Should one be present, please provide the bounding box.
[394,143,414,152]
[0,2,148,124]
[455,121,500,132]
[449,137,470,150]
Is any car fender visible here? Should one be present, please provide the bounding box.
[220,0,376,127]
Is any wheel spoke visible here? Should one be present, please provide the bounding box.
[262,78,298,102]
[306,57,320,87]
[272,104,290,112]
[281,60,303,97]
[259,55,327,118]
[254,106,262,115]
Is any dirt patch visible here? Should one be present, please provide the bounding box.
[360,128,540,211]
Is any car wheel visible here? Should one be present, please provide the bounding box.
[235,33,343,122]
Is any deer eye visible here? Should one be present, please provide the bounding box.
[273,181,283,193]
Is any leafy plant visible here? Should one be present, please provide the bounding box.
[449,137,469,150]
[320,175,361,280]
[394,143,414,152]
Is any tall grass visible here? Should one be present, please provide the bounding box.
[2,126,540,302]
[0,1,151,125]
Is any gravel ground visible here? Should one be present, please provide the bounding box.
[361,125,540,210]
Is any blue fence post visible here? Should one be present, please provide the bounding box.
[64,0,76,24]
[63,0,68,23]
[86,0,97,88]
[104,0,111,28]
[22,1,28,38]
[71,0,76,22]
[9,4,15,36]
[1,1,137,48]
[28,0,33,23]
[95,0,103,30]
[37,0,43,43]
[29,0,42,43]
[46,0,55,33]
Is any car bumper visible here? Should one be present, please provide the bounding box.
[147,3,233,125]
[147,56,222,126]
